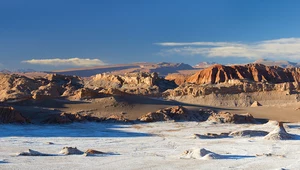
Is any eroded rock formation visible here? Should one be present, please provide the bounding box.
[207,112,256,124]
[186,64,299,84]
[165,73,189,85]
[86,72,177,96]
[0,74,38,102]
[164,64,300,99]
[42,112,129,124]
[138,106,213,122]
[164,80,297,97]
[42,112,101,124]
[0,106,29,123]
[0,73,84,102]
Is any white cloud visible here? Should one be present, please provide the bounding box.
[156,38,300,60]
[155,42,242,47]
[22,58,106,67]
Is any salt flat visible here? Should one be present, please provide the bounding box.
[0,122,300,170]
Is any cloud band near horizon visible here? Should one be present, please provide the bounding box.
[22,58,106,67]
[155,38,300,60]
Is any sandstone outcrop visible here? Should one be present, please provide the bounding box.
[84,149,106,156]
[86,72,177,97]
[164,80,297,97]
[165,73,189,85]
[138,112,171,122]
[31,83,61,100]
[187,64,298,84]
[0,106,30,124]
[105,115,129,122]
[42,112,130,124]
[163,64,300,101]
[251,101,262,107]
[0,74,38,102]
[99,87,129,96]
[207,112,256,124]
[42,112,101,124]
[138,106,212,122]
[68,88,100,100]
[0,73,84,102]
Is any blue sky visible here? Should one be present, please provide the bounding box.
[2,0,300,70]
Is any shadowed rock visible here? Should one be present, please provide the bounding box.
[138,106,212,122]
[42,112,103,124]
[138,112,171,122]
[105,115,129,122]
[0,106,30,124]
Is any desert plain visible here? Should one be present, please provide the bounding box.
[1,62,300,170]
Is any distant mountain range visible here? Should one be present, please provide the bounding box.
[194,62,218,68]
[1,60,300,77]
[253,59,300,68]
[0,69,37,73]
[194,59,300,69]
[51,62,195,77]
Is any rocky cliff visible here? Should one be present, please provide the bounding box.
[163,64,300,106]
[165,73,189,85]
[186,64,299,84]
[86,72,177,96]
[0,72,177,102]
[164,80,297,97]
[0,73,84,102]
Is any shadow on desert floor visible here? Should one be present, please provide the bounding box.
[10,98,89,109]
[219,155,256,159]
[113,95,237,112]
[287,125,300,129]
[0,123,152,138]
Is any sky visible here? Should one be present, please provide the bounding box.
[2,0,300,71]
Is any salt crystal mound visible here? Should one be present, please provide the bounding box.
[229,130,269,137]
[264,122,293,140]
[264,120,279,126]
[59,147,84,155]
[17,149,49,156]
[181,148,221,160]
